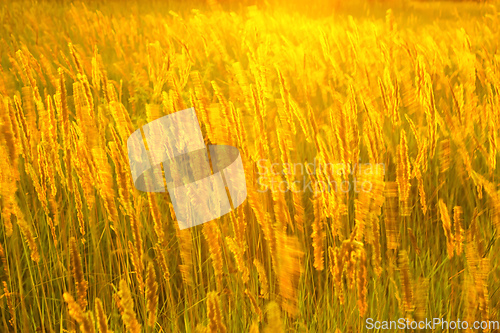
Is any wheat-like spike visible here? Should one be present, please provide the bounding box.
[64,293,95,333]
[364,95,387,159]
[146,262,158,327]
[488,117,497,171]
[7,53,27,86]
[425,79,437,160]
[211,80,232,141]
[43,141,60,228]
[26,49,47,88]
[292,187,305,233]
[363,121,378,164]
[37,143,58,245]
[289,98,312,143]
[251,86,270,158]
[129,206,143,267]
[154,244,171,283]
[166,71,187,110]
[127,241,144,292]
[82,311,96,333]
[0,143,15,237]
[16,50,41,103]
[253,259,269,299]
[69,43,85,76]
[491,198,500,241]
[79,73,95,123]
[414,138,428,175]
[56,67,70,148]
[13,94,32,162]
[343,242,358,291]
[207,291,227,333]
[414,167,427,215]
[72,128,96,213]
[275,119,292,186]
[146,192,165,246]
[74,81,98,149]
[371,213,383,277]
[247,197,277,270]
[263,301,284,333]
[312,193,325,271]
[244,289,262,322]
[453,206,464,256]
[307,101,322,157]
[275,93,296,138]
[190,71,210,125]
[108,100,133,144]
[329,246,344,304]
[356,248,368,317]
[226,237,250,284]
[354,167,371,243]
[229,209,247,253]
[438,199,454,259]
[70,237,88,309]
[117,279,141,333]
[0,243,8,278]
[63,292,84,324]
[439,139,450,174]
[346,84,360,163]
[16,208,40,263]
[0,97,20,174]
[331,103,349,166]
[203,221,224,289]
[405,114,421,152]
[145,103,162,124]
[396,129,411,216]
[36,142,49,200]
[231,101,248,151]
[26,158,48,216]
[95,298,109,333]
[108,142,131,217]
[3,281,15,328]
[90,146,118,227]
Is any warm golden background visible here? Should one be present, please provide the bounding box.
[0,0,499,332]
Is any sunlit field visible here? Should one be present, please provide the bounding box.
[0,0,499,332]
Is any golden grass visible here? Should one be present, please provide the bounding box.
[0,0,499,331]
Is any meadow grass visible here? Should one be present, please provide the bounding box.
[0,0,499,332]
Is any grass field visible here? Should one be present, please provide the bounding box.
[0,0,500,332]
